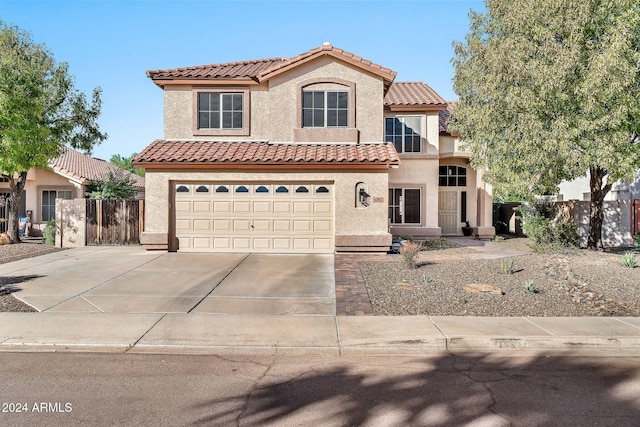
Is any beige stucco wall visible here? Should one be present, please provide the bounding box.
[268,57,384,143]
[164,84,271,141]
[142,169,390,250]
[162,57,385,144]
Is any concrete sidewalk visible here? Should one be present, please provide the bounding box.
[1,312,640,355]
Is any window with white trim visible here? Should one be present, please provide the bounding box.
[388,188,421,224]
[385,117,422,153]
[42,190,73,222]
[198,92,243,129]
[302,91,348,127]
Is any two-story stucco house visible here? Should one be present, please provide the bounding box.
[133,43,495,253]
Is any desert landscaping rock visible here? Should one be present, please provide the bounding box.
[463,283,503,295]
[361,238,640,317]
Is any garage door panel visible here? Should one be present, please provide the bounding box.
[253,238,271,250]
[193,219,211,231]
[253,201,270,213]
[273,238,291,250]
[313,201,332,214]
[273,202,291,213]
[232,237,251,250]
[253,220,270,231]
[176,219,191,231]
[213,237,231,249]
[213,201,231,213]
[233,219,251,231]
[175,182,334,253]
[313,238,332,250]
[293,238,312,250]
[175,201,191,213]
[293,220,312,232]
[273,220,290,232]
[193,201,211,213]
[314,220,331,232]
[193,237,211,249]
[213,219,231,231]
[233,201,251,213]
[293,202,311,213]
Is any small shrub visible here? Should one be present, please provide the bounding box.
[634,232,640,248]
[523,280,538,294]
[399,241,421,269]
[422,274,433,284]
[500,258,515,275]
[520,200,579,252]
[422,238,458,250]
[620,252,638,268]
[43,219,56,246]
[494,235,505,243]
[398,234,414,242]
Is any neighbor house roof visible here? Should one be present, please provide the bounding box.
[133,140,400,167]
[439,102,458,136]
[384,82,447,110]
[147,43,397,88]
[49,147,145,189]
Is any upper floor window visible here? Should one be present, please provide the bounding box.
[385,117,421,153]
[439,165,467,187]
[198,92,243,130]
[302,91,348,128]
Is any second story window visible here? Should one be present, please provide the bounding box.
[385,117,422,153]
[198,92,243,129]
[302,91,348,128]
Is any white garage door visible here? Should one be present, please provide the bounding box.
[174,182,334,253]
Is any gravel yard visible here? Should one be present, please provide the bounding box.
[0,242,65,312]
[361,238,640,317]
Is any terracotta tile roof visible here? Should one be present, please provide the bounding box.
[133,140,400,166]
[384,82,447,107]
[257,43,396,83]
[439,102,457,134]
[147,43,396,85]
[147,58,285,82]
[49,147,145,189]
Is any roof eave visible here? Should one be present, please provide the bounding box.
[257,50,397,85]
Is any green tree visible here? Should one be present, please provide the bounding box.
[0,21,106,243]
[451,0,640,249]
[86,169,138,200]
[110,153,145,177]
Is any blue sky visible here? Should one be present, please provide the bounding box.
[0,0,484,161]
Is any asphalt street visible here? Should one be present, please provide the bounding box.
[2,352,640,426]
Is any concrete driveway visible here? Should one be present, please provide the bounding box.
[0,247,335,315]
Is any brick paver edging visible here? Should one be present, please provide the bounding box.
[335,254,384,316]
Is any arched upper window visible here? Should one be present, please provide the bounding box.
[295,186,309,193]
[255,185,269,193]
[439,166,467,187]
[215,185,229,193]
[276,186,289,193]
[316,186,330,194]
[176,185,190,193]
[196,185,209,193]
[235,185,249,193]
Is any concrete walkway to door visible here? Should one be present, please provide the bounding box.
[0,247,335,316]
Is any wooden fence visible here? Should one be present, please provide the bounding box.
[85,199,143,245]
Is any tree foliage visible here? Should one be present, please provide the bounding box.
[110,153,145,177]
[86,170,138,200]
[0,21,106,242]
[451,0,640,249]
